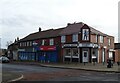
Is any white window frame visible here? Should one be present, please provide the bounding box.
[72,34,78,42]
[27,42,29,46]
[30,41,32,46]
[20,43,22,47]
[96,35,98,43]
[50,39,54,45]
[100,36,104,43]
[108,38,111,46]
[61,36,66,43]
[42,40,45,45]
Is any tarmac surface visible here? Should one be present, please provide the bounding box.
[10,61,120,72]
[2,61,120,82]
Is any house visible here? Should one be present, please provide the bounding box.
[17,22,115,63]
[114,43,120,62]
[18,28,64,62]
[8,41,19,60]
[60,22,114,63]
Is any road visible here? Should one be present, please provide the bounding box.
[2,63,120,82]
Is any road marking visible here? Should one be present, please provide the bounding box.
[7,74,24,83]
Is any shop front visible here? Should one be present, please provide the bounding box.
[62,44,80,62]
[63,43,99,63]
[37,46,58,63]
[18,48,37,61]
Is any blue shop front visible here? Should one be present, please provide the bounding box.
[18,48,36,61]
[37,46,58,63]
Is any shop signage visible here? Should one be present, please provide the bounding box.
[40,46,56,51]
[63,44,77,47]
[18,49,25,51]
[79,43,98,48]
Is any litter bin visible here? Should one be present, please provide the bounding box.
[107,59,112,68]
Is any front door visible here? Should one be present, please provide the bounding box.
[82,51,88,62]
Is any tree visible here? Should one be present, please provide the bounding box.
[6,41,13,47]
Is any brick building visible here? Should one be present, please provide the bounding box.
[18,22,115,63]
[114,43,120,62]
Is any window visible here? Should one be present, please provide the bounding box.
[82,29,89,40]
[108,38,111,46]
[27,42,29,46]
[30,41,32,46]
[24,42,27,46]
[100,36,104,43]
[61,36,66,43]
[65,49,71,56]
[20,43,22,47]
[50,39,54,45]
[96,35,98,43]
[42,40,45,45]
[72,49,78,56]
[72,34,78,42]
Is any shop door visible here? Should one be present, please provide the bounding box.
[82,51,88,62]
[38,52,45,62]
[47,51,58,62]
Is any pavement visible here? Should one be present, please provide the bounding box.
[9,61,120,73]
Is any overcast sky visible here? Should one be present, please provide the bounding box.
[0,0,119,49]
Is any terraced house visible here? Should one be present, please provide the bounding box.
[18,22,115,63]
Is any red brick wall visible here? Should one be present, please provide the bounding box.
[90,34,96,43]
[66,35,72,43]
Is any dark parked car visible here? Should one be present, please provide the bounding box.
[0,56,10,63]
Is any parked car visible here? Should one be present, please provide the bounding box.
[0,56,10,63]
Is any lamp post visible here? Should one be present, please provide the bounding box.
[0,38,1,55]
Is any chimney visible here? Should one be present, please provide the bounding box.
[17,37,19,41]
[39,27,41,32]
[67,23,72,26]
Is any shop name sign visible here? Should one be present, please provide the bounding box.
[63,44,77,47]
[79,43,98,47]
[40,46,56,51]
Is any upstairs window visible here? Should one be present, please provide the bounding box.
[20,43,22,47]
[30,41,32,46]
[50,39,54,45]
[100,36,104,43]
[61,36,66,43]
[108,38,111,46]
[42,40,45,45]
[27,42,29,46]
[72,34,78,42]
[96,35,98,43]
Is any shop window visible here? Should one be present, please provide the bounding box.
[65,49,71,56]
[61,36,66,43]
[72,34,78,42]
[50,39,54,45]
[100,36,104,43]
[72,49,78,56]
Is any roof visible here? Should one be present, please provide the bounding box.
[59,22,107,36]
[20,28,64,42]
[19,22,112,42]
[59,22,84,35]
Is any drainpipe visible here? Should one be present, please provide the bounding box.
[77,45,80,63]
[70,48,72,63]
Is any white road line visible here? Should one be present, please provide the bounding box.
[7,74,24,83]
